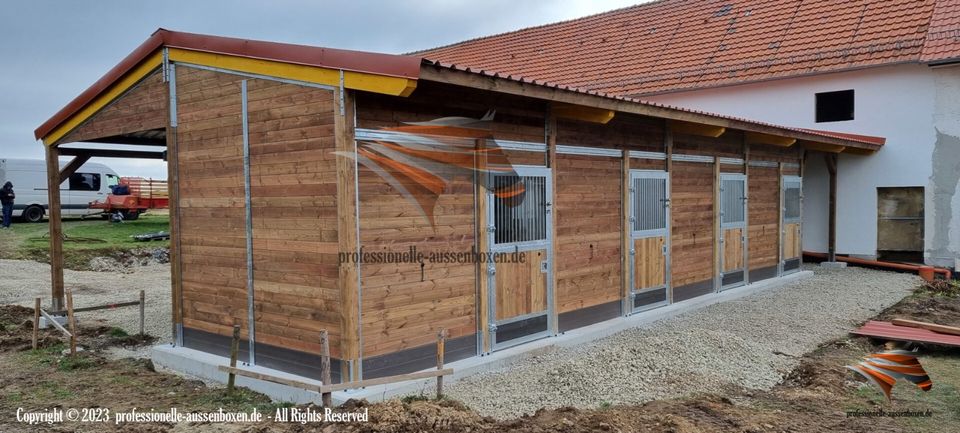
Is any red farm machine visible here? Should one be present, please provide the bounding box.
[90,177,168,220]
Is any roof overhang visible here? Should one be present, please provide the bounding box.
[35,29,422,146]
[419,60,885,154]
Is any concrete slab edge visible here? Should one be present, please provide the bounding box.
[151,270,813,404]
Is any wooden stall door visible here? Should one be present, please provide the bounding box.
[720,174,747,290]
[781,176,802,274]
[628,170,670,312]
[488,167,553,350]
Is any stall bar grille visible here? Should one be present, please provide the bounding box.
[493,176,548,245]
[784,181,802,222]
[721,179,746,224]
[633,177,667,232]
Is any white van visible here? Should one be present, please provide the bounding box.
[0,158,120,222]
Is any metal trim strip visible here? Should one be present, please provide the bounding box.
[556,144,622,157]
[628,150,667,160]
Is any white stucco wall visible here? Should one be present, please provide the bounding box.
[646,64,959,266]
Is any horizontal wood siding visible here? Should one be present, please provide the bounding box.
[61,69,168,144]
[748,166,780,270]
[246,78,341,357]
[554,154,622,313]
[176,67,248,339]
[558,114,663,152]
[176,67,341,357]
[670,160,715,288]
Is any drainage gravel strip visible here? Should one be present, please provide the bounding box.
[444,266,917,419]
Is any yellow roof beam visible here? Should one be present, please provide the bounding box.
[167,48,417,97]
[669,120,726,138]
[551,103,615,124]
[745,131,797,147]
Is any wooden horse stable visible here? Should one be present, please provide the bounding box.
[34,30,883,384]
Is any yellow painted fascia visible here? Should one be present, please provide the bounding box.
[669,120,726,138]
[552,103,616,124]
[745,131,797,147]
[43,51,164,146]
[167,48,417,97]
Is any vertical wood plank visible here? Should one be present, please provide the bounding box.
[743,142,750,284]
[320,329,332,407]
[228,324,240,392]
[713,156,721,291]
[436,328,446,399]
[33,297,40,350]
[664,123,673,302]
[45,145,65,312]
[777,162,784,275]
[65,289,76,355]
[166,68,183,344]
[334,87,360,381]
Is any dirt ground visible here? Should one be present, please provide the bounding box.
[1,277,957,432]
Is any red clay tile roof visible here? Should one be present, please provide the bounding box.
[418,0,960,96]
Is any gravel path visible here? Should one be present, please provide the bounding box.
[0,259,172,352]
[444,266,918,419]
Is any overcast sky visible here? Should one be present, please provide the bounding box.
[0,0,646,178]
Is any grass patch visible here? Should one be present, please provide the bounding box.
[57,355,95,371]
[0,213,169,269]
[401,394,432,404]
[21,343,67,367]
[189,388,277,412]
[108,327,129,338]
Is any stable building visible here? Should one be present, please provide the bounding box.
[34,29,883,384]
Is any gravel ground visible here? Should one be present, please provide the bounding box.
[0,259,172,354]
[444,265,919,419]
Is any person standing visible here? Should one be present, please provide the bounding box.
[1,181,14,229]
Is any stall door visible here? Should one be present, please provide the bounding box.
[628,170,670,313]
[719,174,747,290]
[487,166,553,350]
[781,176,802,274]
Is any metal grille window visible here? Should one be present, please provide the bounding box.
[632,177,667,232]
[784,180,802,221]
[721,179,745,225]
[493,175,547,245]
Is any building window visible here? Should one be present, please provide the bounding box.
[815,90,854,123]
[69,172,100,191]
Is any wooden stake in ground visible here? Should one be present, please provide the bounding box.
[32,297,40,350]
[227,324,240,392]
[320,329,332,407]
[65,289,77,355]
[436,328,446,399]
[139,290,145,336]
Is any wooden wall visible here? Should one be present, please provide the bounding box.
[747,165,780,273]
[175,67,342,356]
[553,154,622,314]
[669,160,715,288]
[353,81,547,358]
[60,69,168,144]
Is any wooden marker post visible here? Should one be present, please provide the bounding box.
[227,324,240,392]
[33,297,40,350]
[65,289,77,355]
[436,328,446,399]
[139,290,146,336]
[320,329,332,407]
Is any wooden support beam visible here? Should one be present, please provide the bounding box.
[320,330,332,407]
[551,103,615,124]
[825,153,838,262]
[45,145,65,312]
[436,329,446,399]
[669,120,726,138]
[66,289,77,355]
[743,141,751,285]
[227,324,240,392]
[58,155,90,184]
[546,110,559,333]
[57,148,166,159]
[334,87,361,381]
[166,69,183,344]
[664,123,673,303]
[800,141,846,153]
[777,162,784,276]
[745,131,797,147]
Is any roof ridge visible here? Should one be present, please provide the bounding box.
[407,0,676,56]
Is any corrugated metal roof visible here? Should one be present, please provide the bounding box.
[417,0,960,97]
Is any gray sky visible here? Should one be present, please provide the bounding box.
[0,0,645,178]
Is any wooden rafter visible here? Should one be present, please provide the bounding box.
[669,120,726,138]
